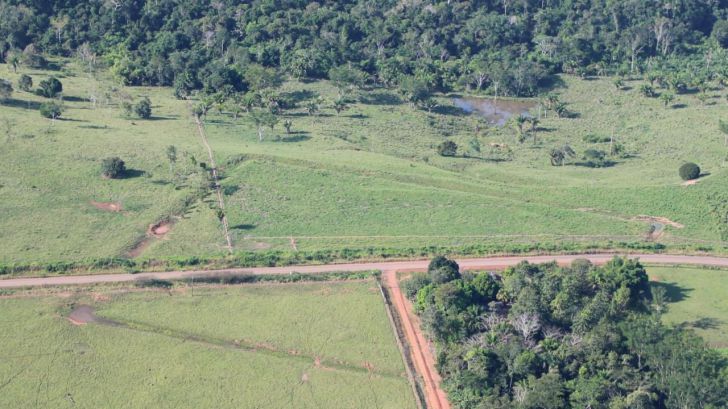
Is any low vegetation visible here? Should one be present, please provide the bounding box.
[0,280,415,408]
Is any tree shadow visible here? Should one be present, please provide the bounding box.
[282,90,317,103]
[78,124,110,130]
[1,98,42,110]
[118,169,145,179]
[231,223,256,230]
[651,281,692,302]
[145,116,177,121]
[671,103,688,109]
[279,134,311,142]
[63,95,87,103]
[684,317,722,330]
[538,75,567,92]
[359,92,402,105]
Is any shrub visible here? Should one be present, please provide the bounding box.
[134,97,152,119]
[402,273,432,299]
[583,134,611,143]
[101,157,126,178]
[679,162,700,180]
[582,149,613,168]
[0,79,12,101]
[39,102,63,119]
[437,140,458,157]
[428,255,461,284]
[37,77,63,98]
[18,74,33,91]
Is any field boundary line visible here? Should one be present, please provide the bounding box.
[376,277,427,409]
[192,112,233,253]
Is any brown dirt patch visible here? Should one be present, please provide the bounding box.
[67,305,98,325]
[149,220,173,238]
[90,201,123,212]
[681,179,699,186]
[631,215,684,229]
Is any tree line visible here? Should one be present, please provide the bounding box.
[1,0,727,98]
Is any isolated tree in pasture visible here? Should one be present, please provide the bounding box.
[549,145,575,166]
[305,99,320,116]
[678,162,700,180]
[0,80,12,102]
[249,110,278,142]
[165,145,177,173]
[37,77,62,98]
[529,117,540,143]
[39,101,63,123]
[553,102,568,118]
[332,96,349,115]
[639,84,655,97]
[134,97,152,119]
[6,50,21,73]
[437,140,458,157]
[101,157,126,179]
[283,119,292,134]
[18,74,32,91]
[660,92,675,108]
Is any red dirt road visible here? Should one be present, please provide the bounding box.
[2,253,728,409]
[2,253,727,289]
[383,268,451,409]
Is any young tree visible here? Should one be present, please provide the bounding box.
[165,145,177,173]
[17,75,32,92]
[437,140,458,157]
[249,110,278,142]
[0,80,12,102]
[659,92,675,108]
[39,101,63,123]
[133,97,152,119]
[101,157,126,179]
[719,119,728,146]
[37,77,63,98]
[332,96,349,115]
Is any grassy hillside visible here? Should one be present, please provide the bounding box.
[0,280,416,408]
[1,60,727,265]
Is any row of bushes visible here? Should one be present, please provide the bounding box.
[1,240,715,277]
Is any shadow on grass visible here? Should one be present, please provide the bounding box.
[671,103,688,109]
[651,281,692,302]
[1,98,42,110]
[282,90,317,103]
[231,224,256,230]
[118,169,146,179]
[432,105,469,117]
[279,134,311,143]
[63,95,87,103]
[359,92,402,106]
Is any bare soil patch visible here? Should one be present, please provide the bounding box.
[67,305,98,325]
[632,215,685,229]
[149,219,174,238]
[90,201,123,212]
[681,179,699,186]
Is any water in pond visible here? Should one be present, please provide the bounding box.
[453,97,536,126]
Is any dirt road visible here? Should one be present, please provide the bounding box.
[2,253,727,289]
[2,253,727,409]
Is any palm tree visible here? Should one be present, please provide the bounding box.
[529,117,540,143]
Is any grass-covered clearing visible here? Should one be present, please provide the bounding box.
[648,266,728,349]
[1,59,727,266]
[0,279,415,408]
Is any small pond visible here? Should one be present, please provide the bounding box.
[453,97,536,126]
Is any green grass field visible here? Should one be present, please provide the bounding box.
[0,280,416,408]
[1,60,727,265]
[648,266,728,349]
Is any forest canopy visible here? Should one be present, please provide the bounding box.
[403,256,728,409]
[2,1,728,97]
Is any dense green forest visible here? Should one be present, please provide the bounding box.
[403,257,728,408]
[2,0,728,97]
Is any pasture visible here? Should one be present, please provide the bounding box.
[648,265,728,350]
[1,60,727,267]
[0,279,416,408]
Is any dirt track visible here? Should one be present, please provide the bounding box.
[4,253,728,409]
